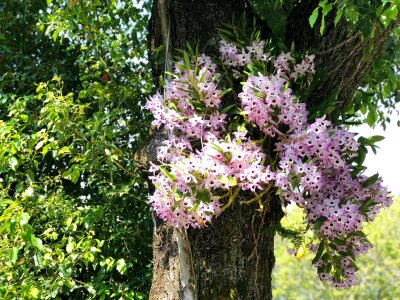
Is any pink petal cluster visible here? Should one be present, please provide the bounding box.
[219,39,270,67]
[240,73,308,137]
[148,132,275,228]
[276,119,392,287]
[145,39,392,287]
[145,54,275,228]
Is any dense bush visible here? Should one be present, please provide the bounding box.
[0,0,154,298]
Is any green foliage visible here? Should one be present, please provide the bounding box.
[248,0,294,38]
[273,196,400,300]
[344,27,400,128]
[0,0,154,298]
[270,222,304,250]
[310,0,399,35]
[307,1,400,128]
[309,0,335,35]
[0,0,79,99]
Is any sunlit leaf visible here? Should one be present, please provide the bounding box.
[116,258,127,274]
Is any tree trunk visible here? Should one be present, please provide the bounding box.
[284,1,399,112]
[145,1,398,299]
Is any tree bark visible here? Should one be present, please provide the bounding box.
[145,1,399,299]
[285,1,399,113]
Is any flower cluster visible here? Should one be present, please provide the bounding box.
[145,37,392,287]
[239,72,308,137]
[276,119,391,287]
[219,39,315,80]
[219,39,270,68]
[145,54,275,228]
[147,132,276,228]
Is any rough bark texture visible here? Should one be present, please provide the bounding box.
[148,0,247,49]
[285,1,399,111]
[150,222,181,299]
[145,1,398,299]
[147,0,249,78]
[190,194,283,299]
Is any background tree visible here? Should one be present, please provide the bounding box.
[0,0,154,298]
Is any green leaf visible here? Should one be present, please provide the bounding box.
[220,176,237,187]
[309,7,320,28]
[368,135,385,144]
[314,216,327,230]
[312,241,325,265]
[158,166,176,181]
[290,41,295,53]
[221,103,238,114]
[229,177,237,186]
[350,231,367,241]
[345,7,360,24]
[185,41,194,55]
[42,143,51,156]
[84,251,95,263]
[209,142,225,153]
[333,238,346,246]
[357,136,369,145]
[196,189,211,204]
[8,157,19,171]
[62,164,81,184]
[35,140,44,151]
[219,88,232,99]
[249,0,289,38]
[366,109,377,127]
[66,217,73,227]
[320,15,326,35]
[58,146,71,156]
[382,4,398,21]
[19,114,29,122]
[321,252,329,264]
[321,3,334,16]
[183,51,191,69]
[31,236,43,252]
[325,262,332,273]
[359,18,373,37]
[318,0,328,8]
[66,239,75,253]
[29,287,40,299]
[362,173,379,188]
[9,247,18,265]
[359,198,379,212]
[34,252,43,267]
[354,145,367,165]
[52,29,60,42]
[370,144,378,155]
[22,224,33,242]
[20,212,30,225]
[27,169,35,182]
[116,258,127,274]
